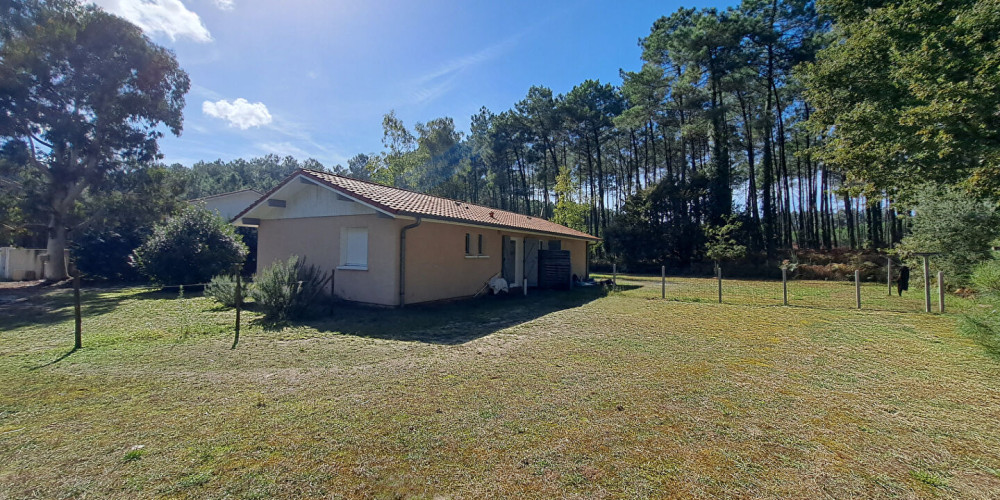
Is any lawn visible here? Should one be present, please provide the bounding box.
[1,277,999,498]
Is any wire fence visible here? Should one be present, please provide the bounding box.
[596,265,963,314]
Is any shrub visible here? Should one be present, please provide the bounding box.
[73,229,145,281]
[960,260,1000,356]
[250,256,331,320]
[971,259,1000,297]
[131,206,247,286]
[205,273,243,307]
[897,187,1000,287]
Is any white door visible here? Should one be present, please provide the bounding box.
[511,236,524,287]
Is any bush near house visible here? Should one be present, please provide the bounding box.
[205,273,242,308]
[250,255,331,320]
[130,206,247,286]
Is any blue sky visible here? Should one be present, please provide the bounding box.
[91,0,730,167]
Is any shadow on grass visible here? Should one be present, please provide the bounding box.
[28,346,79,370]
[0,291,121,332]
[282,286,612,345]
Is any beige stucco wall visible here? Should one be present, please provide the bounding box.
[257,213,593,306]
[256,215,401,305]
[563,238,589,280]
[402,222,503,305]
[403,222,592,305]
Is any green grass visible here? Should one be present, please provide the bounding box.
[1,278,999,498]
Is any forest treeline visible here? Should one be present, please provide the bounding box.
[3,0,998,276]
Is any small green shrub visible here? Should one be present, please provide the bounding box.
[960,260,1000,356]
[205,274,243,308]
[250,256,331,321]
[971,260,1000,297]
[131,206,247,286]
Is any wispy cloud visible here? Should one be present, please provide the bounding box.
[407,32,524,105]
[256,141,312,159]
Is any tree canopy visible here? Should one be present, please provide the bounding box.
[0,0,190,279]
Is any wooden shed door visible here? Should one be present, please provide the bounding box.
[524,238,540,287]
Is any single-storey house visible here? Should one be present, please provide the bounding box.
[233,169,599,306]
[188,189,263,222]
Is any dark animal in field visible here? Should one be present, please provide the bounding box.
[898,265,910,296]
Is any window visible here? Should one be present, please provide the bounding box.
[339,227,368,269]
[477,234,483,255]
[465,233,471,254]
[548,240,562,251]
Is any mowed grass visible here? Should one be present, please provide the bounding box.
[1,278,999,498]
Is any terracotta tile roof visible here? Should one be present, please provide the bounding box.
[299,169,599,241]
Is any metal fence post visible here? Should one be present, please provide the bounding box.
[782,267,788,306]
[717,265,722,304]
[855,270,861,309]
[523,278,528,296]
[661,265,665,299]
[612,264,617,291]
[938,271,945,313]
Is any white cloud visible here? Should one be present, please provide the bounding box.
[213,0,234,10]
[202,98,273,129]
[89,0,212,42]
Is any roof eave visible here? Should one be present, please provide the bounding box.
[396,211,600,242]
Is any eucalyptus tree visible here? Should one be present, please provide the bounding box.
[0,0,190,279]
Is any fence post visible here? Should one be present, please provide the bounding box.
[661,265,665,299]
[717,264,722,304]
[938,271,945,313]
[782,267,788,306]
[612,264,617,287]
[922,255,931,313]
[887,258,892,296]
[855,270,861,309]
[523,278,528,296]
[232,272,241,350]
[73,271,82,349]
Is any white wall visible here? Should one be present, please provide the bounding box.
[190,190,263,222]
[0,248,68,281]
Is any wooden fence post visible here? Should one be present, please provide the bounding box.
[855,270,861,309]
[523,278,528,296]
[612,263,617,290]
[232,272,241,350]
[782,267,788,306]
[887,258,892,296]
[923,255,932,313]
[73,271,82,349]
[938,271,945,313]
[661,265,665,299]
[717,264,722,304]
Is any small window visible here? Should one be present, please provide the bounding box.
[477,234,483,255]
[548,240,562,251]
[465,233,471,254]
[340,227,368,269]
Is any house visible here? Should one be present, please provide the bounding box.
[233,169,600,306]
[188,189,263,222]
